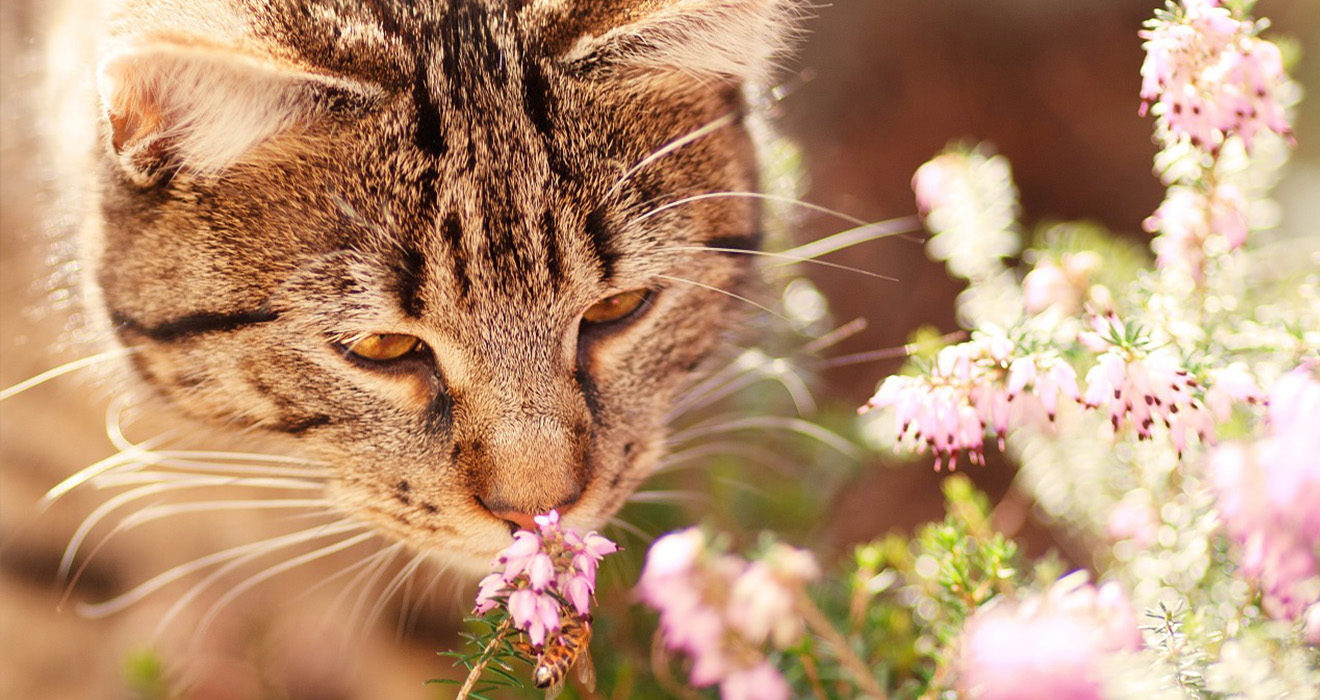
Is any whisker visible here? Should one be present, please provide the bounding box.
[75,520,363,619]
[136,449,327,467]
[606,113,736,201]
[605,516,655,544]
[104,398,177,455]
[365,551,428,638]
[803,318,869,354]
[817,329,968,369]
[192,529,378,644]
[667,416,860,459]
[321,543,402,629]
[0,346,138,401]
[340,544,404,652]
[626,490,710,506]
[668,349,769,420]
[120,499,332,530]
[402,560,451,640]
[656,274,786,322]
[41,436,171,508]
[778,215,923,261]
[665,246,898,281]
[651,441,799,477]
[88,472,327,490]
[630,191,868,229]
[670,351,815,419]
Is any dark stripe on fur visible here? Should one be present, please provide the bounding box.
[574,362,602,422]
[522,58,555,136]
[541,210,563,286]
[412,55,448,157]
[441,213,470,296]
[274,414,333,435]
[393,245,428,318]
[111,308,278,342]
[584,207,620,280]
[703,230,762,253]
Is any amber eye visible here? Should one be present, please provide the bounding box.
[582,290,649,324]
[342,333,423,361]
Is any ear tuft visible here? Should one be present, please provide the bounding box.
[98,40,378,185]
[555,0,804,86]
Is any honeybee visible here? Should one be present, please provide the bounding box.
[533,616,595,698]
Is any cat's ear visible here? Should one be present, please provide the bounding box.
[98,39,379,185]
[528,0,803,86]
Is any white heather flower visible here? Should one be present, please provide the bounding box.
[1022,252,1102,315]
[1145,183,1251,276]
[1304,603,1320,646]
[1209,365,1320,620]
[1140,0,1292,154]
[957,580,1142,700]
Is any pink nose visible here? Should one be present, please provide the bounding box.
[493,510,540,532]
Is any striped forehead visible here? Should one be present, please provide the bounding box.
[377,3,618,318]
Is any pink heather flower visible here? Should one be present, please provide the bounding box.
[721,661,791,700]
[1140,0,1292,153]
[1209,365,1320,620]
[957,580,1141,700]
[473,509,619,646]
[862,333,1081,470]
[638,529,814,698]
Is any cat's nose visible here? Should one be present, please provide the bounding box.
[478,494,581,533]
[491,510,539,532]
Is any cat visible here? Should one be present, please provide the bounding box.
[4,0,802,599]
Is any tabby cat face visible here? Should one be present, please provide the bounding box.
[87,0,796,572]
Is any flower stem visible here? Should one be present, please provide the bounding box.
[798,592,888,700]
[455,617,513,700]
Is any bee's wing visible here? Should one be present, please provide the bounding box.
[575,649,596,692]
[543,677,566,700]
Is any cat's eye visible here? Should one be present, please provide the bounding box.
[341,333,423,362]
[582,290,650,324]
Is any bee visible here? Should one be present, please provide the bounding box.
[532,616,595,699]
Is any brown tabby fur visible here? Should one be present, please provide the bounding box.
[32,0,800,575]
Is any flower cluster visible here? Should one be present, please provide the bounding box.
[1144,183,1249,276]
[956,579,1142,700]
[474,511,618,646]
[1139,0,1291,153]
[1080,313,1262,456]
[1208,365,1320,620]
[637,529,818,700]
[862,331,1080,470]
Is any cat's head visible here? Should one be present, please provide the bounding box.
[87,0,799,572]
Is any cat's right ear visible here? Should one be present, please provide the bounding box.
[97,40,380,186]
[523,0,804,87]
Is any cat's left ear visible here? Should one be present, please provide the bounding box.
[98,39,380,185]
[525,0,804,86]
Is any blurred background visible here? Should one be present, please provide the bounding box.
[2,1,1317,698]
